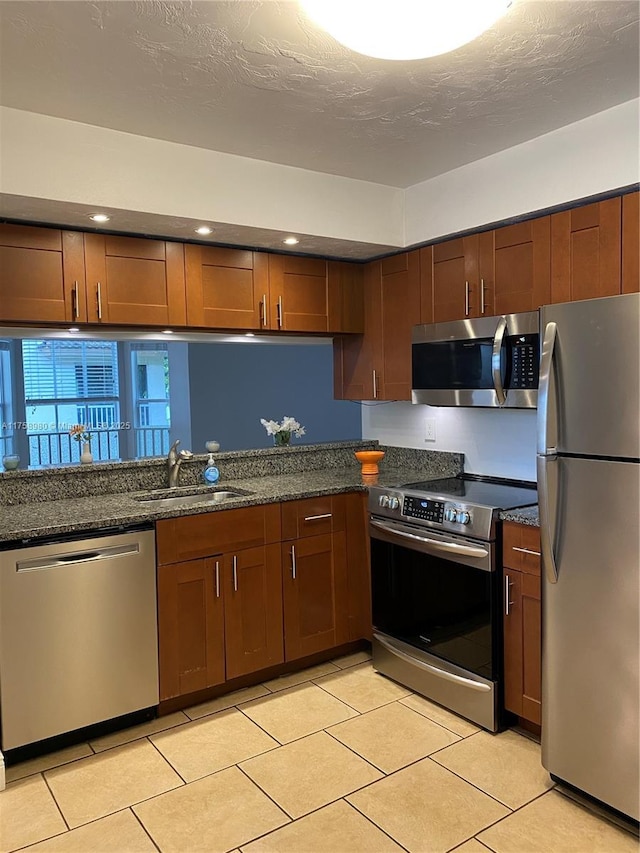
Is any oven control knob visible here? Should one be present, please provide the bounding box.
[388,497,400,510]
[444,507,458,523]
[378,495,390,508]
[456,510,471,525]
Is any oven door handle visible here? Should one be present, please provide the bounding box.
[370,519,489,558]
[374,633,492,693]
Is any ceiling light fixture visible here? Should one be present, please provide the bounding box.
[89,213,110,223]
[299,0,512,60]
[195,226,213,235]
[283,237,299,245]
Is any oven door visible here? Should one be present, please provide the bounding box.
[370,516,500,730]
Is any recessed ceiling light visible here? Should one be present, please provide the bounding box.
[283,237,299,245]
[162,329,174,335]
[195,226,213,235]
[299,0,512,60]
[89,213,110,223]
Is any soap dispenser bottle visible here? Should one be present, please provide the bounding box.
[203,453,220,485]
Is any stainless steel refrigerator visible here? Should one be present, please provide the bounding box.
[537,292,639,822]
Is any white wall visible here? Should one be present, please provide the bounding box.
[0,107,404,248]
[404,98,640,246]
[363,402,537,481]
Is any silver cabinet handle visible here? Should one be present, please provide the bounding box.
[215,560,220,598]
[480,278,486,315]
[96,282,103,320]
[464,280,470,317]
[277,295,283,329]
[505,574,515,616]
[290,544,296,580]
[232,554,238,591]
[72,281,80,319]
[372,369,378,399]
[491,316,507,406]
[303,513,332,522]
[260,294,267,327]
[512,546,541,557]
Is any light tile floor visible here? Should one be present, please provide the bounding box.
[1,651,638,853]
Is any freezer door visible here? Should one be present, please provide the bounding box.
[541,456,639,820]
[540,293,640,459]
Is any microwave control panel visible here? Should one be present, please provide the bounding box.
[509,334,539,389]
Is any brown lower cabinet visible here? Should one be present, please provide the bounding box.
[156,493,370,702]
[503,521,542,726]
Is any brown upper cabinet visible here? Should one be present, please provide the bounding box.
[185,245,268,330]
[84,234,187,326]
[333,251,421,401]
[185,249,363,334]
[551,197,622,303]
[430,234,491,322]
[0,224,86,324]
[622,191,639,294]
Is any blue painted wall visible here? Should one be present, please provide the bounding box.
[188,342,362,453]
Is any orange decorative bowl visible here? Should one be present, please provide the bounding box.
[355,450,385,475]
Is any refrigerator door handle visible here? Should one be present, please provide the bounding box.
[491,316,507,406]
[537,453,559,584]
[538,321,557,455]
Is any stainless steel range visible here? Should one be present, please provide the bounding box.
[369,475,537,731]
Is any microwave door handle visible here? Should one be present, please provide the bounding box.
[491,316,507,406]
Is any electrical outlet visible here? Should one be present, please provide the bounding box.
[425,418,436,442]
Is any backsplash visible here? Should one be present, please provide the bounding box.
[362,403,537,482]
[0,441,463,506]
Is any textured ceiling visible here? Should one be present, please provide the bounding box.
[1,0,638,188]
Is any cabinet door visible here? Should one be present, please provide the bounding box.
[283,532,349,660]
[224,544,284,679]
[332,260,379,400]
[281,494,345,541]
[269,255,329,332]
[378,251,421,400]
[503,522,542,575]
[0,224,85,323]
[504,568,542,725]
[490,218,551,314]
[622,192,639,294]
[327,261,364,333]
[551,198,622,303]
[185,246,269,330]
[84,234,186,326]
[432,236,478,322]
[157,558,225,701]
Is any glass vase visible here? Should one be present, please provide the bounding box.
[274,431,291,447]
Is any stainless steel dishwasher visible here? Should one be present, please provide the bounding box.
[0,527,159,751]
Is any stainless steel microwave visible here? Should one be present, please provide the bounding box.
[412,311,539,408]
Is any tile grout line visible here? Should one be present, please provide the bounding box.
[345,798,413,853]
[397,697,481,739]
[145,735,189,786]
[423,753,518,812]
[129,805,163,852]
[41,770,71,833]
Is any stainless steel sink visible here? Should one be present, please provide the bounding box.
[134,490,247,509]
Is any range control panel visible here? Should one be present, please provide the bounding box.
[403,495,445,523]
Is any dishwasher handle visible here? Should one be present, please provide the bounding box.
[16,542,141,572]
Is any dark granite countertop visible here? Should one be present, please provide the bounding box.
[500,506,540,527]
[0,465,436,544]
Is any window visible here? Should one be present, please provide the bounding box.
[131,344,171,458]
[0,341,14,457]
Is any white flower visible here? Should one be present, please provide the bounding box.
[260,416,307,439]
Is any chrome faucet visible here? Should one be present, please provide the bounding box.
[167,439,193,488]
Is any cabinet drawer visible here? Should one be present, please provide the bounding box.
[156,503,281,565]
[281,495,346,541]
[503,522,541,575]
